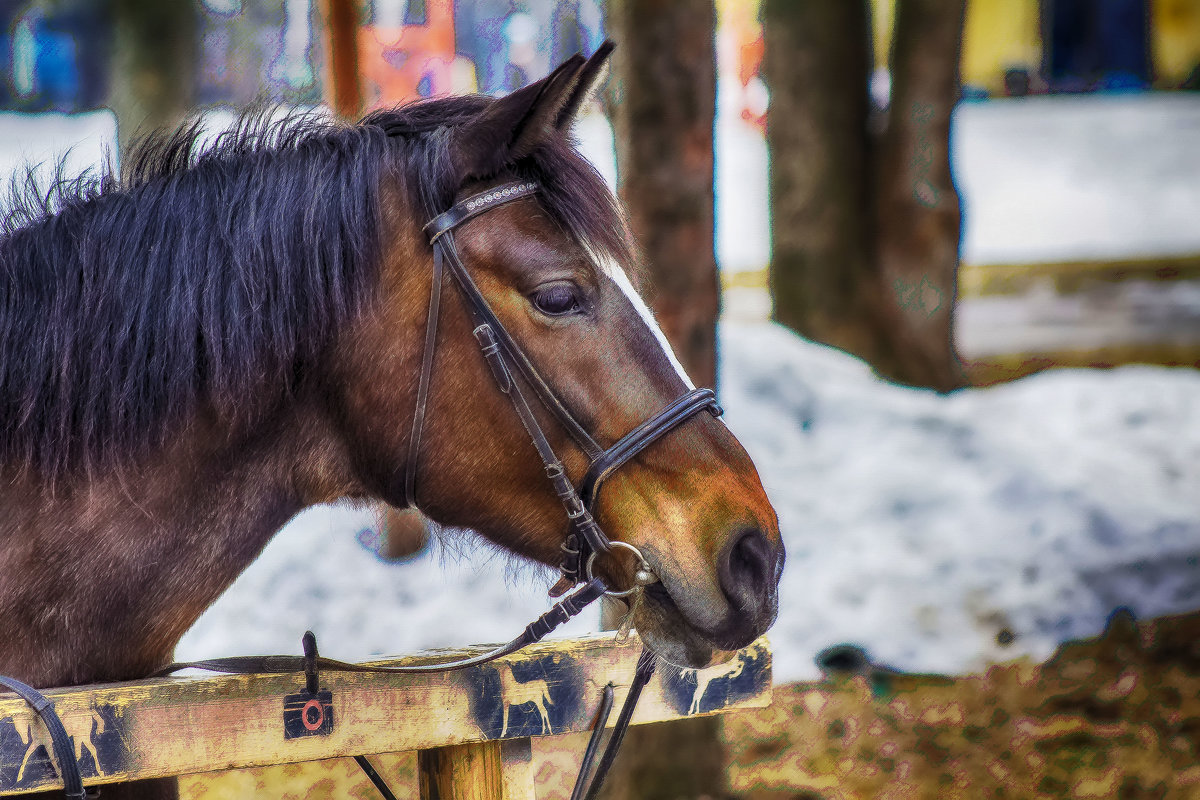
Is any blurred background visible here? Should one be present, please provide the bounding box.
[3,1,1200,797]
[3,0,1199,378]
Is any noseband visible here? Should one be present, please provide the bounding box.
[405,180,722,595]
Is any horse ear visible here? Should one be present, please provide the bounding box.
[556,41,615,129]
[452,54,586,180]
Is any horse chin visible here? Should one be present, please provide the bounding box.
[632,596,741,669]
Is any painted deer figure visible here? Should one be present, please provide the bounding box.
[689,656,748,715]
[498,663,555,737]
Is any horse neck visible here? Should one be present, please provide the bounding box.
[0,399,360,688]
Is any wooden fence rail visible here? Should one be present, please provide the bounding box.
[0,633,771,798]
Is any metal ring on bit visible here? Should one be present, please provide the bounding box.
[586,541,658,598]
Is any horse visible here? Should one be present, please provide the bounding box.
[0,46,783,798]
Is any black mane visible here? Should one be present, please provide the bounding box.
[0,98,631,479]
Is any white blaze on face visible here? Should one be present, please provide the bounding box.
[602,259,697,391]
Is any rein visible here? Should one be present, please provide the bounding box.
[0,181,717,800]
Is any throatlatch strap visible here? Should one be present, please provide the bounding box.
[433,227,611,567]
[0,674,86,799]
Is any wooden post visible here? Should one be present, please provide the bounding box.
[419,741,502,799]
[498,738,536,800]
[319,0,363,119]
[418,737,534,800]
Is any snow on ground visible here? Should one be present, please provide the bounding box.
[0,110,115,189]
[720,322,1200,680]
[178,321,1200,683]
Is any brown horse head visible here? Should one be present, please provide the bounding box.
[336,46,783,667]
[0,46,780,690]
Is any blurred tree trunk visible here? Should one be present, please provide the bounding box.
[107,0,197,158]
[318,0,363,119]
[603,10,726,797]
[763,0,967,391]
[609,0,720,389]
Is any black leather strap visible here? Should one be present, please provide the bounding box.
[154,579,607,678]
[579,388,722,511]
[420,181,726,593]
[570,648,657,800]
[423,181,539,244]
[437,231,603,459]
[354,755,400,800]
[402,231,446,508]
[569,683,615,800]
[0,674,87,799]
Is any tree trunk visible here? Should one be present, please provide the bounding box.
[763,0,967,391]
[609,0,720,388]
[871,0,967,390]
[318,0,363,120]
[107,0,197,158]
[762,0,877,360]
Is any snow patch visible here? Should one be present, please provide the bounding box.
[179,322,1200,684]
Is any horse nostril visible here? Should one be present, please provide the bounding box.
[718,527,776,624]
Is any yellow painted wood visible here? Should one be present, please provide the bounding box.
[956,253,1200,299]
[415,737,536,800]
[961,0,1041,92]
[1152,0,1200,86]
[0,634,771,795]
[964,343,1200,386]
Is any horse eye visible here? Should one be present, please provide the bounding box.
[531,284,582,316]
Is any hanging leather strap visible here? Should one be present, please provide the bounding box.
[569,647,657,800]
[153,579,606,678]
[0,674,87,800]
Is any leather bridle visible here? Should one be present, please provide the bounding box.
[406,179,723,595]
[0,180,725,800]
